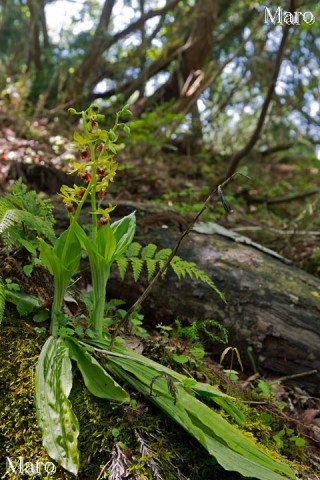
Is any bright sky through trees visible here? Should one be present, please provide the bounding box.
[44,0,319,158]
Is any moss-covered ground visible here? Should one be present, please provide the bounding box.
[1,308,319,479]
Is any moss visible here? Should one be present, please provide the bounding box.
[0,313,233,479]
[0,311,316,480]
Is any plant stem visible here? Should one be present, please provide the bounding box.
[60,181,93,265]
[89,144,98,244]
[91,267,110,337]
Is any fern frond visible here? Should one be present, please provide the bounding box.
[0,181,56,255]
[141,243,157,260]
[125,242,142,257]
[146,258,157,281]
[116,257,129,280]
[170,256,225,302]
[130,258,144,282]
[0,207,21,233]
[155,248,172,260]
[0,209,55,241]
[116,242,225,302]
[6,178,54,220]
[171,257,189,280]
[0,276,5,324]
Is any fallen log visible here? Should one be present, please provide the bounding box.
[106,219,320,395]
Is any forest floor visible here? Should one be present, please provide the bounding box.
[1,113,320,479]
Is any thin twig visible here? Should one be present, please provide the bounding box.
[109,171,249,349]
[225,0,296,178]
[276,369,318,383]
[250,188,320,205]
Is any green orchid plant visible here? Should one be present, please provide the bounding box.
[38,104,133,338]
[34,105,295,479]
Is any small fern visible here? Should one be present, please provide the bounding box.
[174,318,229,344]
[0,276,5,324]
[115,242,226,302]
[0,179,56,254]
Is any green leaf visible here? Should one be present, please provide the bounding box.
[111,212,136,259]
[97,223,117,261]
[109,143,118,154]
[107,355,294,480]
[123,125,130,136]
[64,337,129,403]
[155,248,172,260]
[116,257,129,280]
[173,354,190,364]
[38,238,62,277]
[23,264,33,276]
[294,437,305,447]
[5,290,39,315]
[124,241,142,257]
[73,131,87,145]
[145,258,156,280]
[19,238,37,255]
[53,228,82,278]
[33,309,50,323]
[93,340,294,480]
[211,397,245,425]
[73,223,110,284]
[183,378,197,388]
[35,337,79,475]
[5,279,20,291]
[189,346,205,359]
[141,243,157,260]
[130,257,144,282]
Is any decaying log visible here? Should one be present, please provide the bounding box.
[106,220,320,395]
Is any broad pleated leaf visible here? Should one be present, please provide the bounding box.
[96,223,117,261]
[35,337,79,475]
[110,212,136,259]
[64,337,129,403]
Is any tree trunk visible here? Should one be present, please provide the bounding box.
[145,0,218,110]
[27,0,42,71]
[106,220,320,395]
[66,0,116,102]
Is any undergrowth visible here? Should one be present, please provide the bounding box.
[1,311,314,479]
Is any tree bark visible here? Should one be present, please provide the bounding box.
[106,221,320,395]
[224,0,296,179]
[66,0,180,102]
[144,0,218,109]
[27,0,42,71]
[66,0,116,102]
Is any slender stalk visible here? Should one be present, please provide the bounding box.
[89,144,98,244]
[91,266,110,337]
[109,171,249,349]
[60,180,93,264]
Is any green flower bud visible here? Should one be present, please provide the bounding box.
[109,130,116,141]
[68,108,81,115]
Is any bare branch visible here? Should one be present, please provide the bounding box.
[67,0,180,100]
[224,0,296,179]
[109,171,249,349]
[250,188,320,205]
[172,17,262,114]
